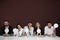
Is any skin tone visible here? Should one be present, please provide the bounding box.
[14,25,22,36]
[24,23,32,36]
[36,22,41,29]
[17,25,21,31]
[48,23,52,28]
[4,21,9,27]
[34,22,41,36]
[45,23,53,36]
[28,23,32,30]
[3,21,10,36]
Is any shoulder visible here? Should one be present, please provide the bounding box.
[1,26,5,29]
[51,26,54,29]
[31,27,34,29]
[24,26,28,28]
[45,26,48,28]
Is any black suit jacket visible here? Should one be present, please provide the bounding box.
[34,27,44,35]
[0,25,13,35]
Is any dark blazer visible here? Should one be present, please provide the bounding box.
[0,25,13,35]
[34,27,44,35]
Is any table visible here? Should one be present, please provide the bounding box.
[0,36,60,40]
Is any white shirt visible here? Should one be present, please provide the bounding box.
[24,26,34,36]
[13,28,23,36]
[4,26,9,34]
[44,26,54,35]
[17,28,23,36]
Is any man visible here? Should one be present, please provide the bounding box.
[44,22,54,37]
[24,22,34,36]
[1,20,13,36]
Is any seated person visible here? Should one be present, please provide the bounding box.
[0,20,13,36]
[44,22,54,37]
[23,22,34,36]
[34,22,42,36]
[13,24,23,36]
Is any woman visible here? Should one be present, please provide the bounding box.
[13,24,23,36]
[34,22,42,36]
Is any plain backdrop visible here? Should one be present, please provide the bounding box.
[0,0,60,36]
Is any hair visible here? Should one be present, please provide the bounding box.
[16,23,22,28]
[47,21,52,23]
[27,21,32,24]
[36,21,40,24]
[4,20,9,22]
[35,21,41,28]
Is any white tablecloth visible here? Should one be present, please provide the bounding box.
[0,36,60,40]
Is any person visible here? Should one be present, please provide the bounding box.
[44,21,54,37]
[13,24,23,36]
[0,20,13,36]
[34,22,43,36]
[23,22,34,36]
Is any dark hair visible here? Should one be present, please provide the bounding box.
[4,20,9,22]
[35,22,41,28]
[16,23,22,28]
[36,22,40,24]
[27,21,32,23]
[47,21,52,23]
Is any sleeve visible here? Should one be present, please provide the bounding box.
[0,26,5,35]
[9,26,13,34]
[33,27,37,34]
[44,26,48,35]
[30,27,34,35]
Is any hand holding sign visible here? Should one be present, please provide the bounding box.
[37,29,41,34]
[5,28,9,34]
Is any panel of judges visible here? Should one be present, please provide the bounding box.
[0,20,59,37]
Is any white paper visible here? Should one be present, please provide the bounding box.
[37,29,41,34]
[54,23,59,29]
[5,28,9,34]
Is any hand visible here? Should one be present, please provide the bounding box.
[3,34,9,36]
[33,33,37,36]
[47,34,52,37]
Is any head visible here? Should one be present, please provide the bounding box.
[16,24,22,29]
[47,22,52,28]
[28,22,32,27]
[4,20,9,26]
[35,22,41,28]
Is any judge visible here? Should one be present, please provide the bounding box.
[24,22,34,36]
[34,22,42,36]
[44,22,54,37]
[0,20,13,36]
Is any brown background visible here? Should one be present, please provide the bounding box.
[0,0,60,36]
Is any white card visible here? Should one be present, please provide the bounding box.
[54,23,59,29]
[5,28,9,34]
[37,29,41,34]
[13,28,18,35]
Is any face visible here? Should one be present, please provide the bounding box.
[4,21,9,26]
[17,25,21,29]
[36,22,40,28]
[47,23,52,28]
[28,23,32,27]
